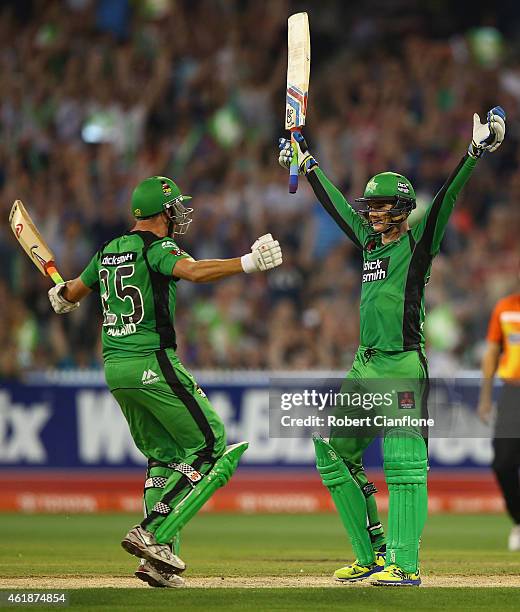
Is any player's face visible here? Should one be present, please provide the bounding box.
[367,202,394,233]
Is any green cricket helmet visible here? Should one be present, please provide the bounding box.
[355,172,416,232]
[131,176,193,235]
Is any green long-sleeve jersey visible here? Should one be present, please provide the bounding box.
[80,230,190,362]
[307,154,478,351]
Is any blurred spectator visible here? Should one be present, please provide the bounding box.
[0,0,519,378]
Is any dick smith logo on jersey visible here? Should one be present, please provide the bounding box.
[362,257,389,282]
[101,252,136,266]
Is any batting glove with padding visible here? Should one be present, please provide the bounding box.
[48,282,80,314]
[241,234,283,273]
[278,133,319,175]
[469,106,506,158]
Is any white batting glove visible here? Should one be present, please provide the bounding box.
[251,233,274,252]
[278,133,318,175]
[469,106,506,158]
[241,234,283,273]
[48,282,79,314]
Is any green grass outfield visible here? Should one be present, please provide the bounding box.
[1,513,519,610]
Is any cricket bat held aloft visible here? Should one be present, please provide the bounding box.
[285,12,310,194]
[9,200,64,284]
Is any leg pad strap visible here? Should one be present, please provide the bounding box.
[145,476,168,490]
[362,482,378,497]
[148,459,202,487]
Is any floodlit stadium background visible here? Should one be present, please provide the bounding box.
[0,0,519,514]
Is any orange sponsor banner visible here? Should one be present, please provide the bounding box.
[0,470,504,514]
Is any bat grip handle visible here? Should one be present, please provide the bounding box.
[289,129,300,194]
[44,261,65,285]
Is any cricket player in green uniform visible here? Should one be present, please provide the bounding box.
[48,176,283,587]
[279,107,506,585]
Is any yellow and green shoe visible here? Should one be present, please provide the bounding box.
[371,563,421,587]
[334,550,385,582]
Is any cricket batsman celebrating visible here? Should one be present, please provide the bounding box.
[279,107,506,585]
[47,177,283,587]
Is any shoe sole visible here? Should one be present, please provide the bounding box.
[121,539,185,575]
[372,580,421,587]
[335,566,384,582]
[135,569,185,588]
[135,570,168,588]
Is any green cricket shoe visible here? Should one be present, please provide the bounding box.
[371,563,421,587]
[334,550,385,582]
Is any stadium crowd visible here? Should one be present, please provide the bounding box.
[0,0,519,378]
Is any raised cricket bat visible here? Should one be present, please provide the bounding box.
[285,11,310,194]
[9,200,64,284]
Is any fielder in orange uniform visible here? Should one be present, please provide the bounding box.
[478,292,520,550]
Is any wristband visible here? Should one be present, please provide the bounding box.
[241,253,257,274]
[468,142,484,159]
[302,156,319,174]
[57,282,76,305]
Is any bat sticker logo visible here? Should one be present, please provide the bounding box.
[15,223,23,237]
[30,245,47,267]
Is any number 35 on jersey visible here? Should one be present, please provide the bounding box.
[98,252,144,328]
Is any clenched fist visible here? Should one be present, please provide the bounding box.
[241,234,283,273]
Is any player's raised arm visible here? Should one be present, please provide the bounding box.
[278,133,370,250]
[413,106,506,256]
[172,234,283,282]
